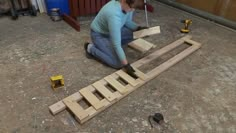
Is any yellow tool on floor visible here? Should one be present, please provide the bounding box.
[50,75,64,90]
[181,19,192,33]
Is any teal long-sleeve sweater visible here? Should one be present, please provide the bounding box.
[91,0,138,63]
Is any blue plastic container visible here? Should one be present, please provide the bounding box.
[45,0,70,15]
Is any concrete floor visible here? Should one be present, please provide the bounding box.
[0,1,235,132]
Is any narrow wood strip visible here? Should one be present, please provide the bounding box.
[79,86,107,110]
[96,0,102,12]
[128,38,156,53]
[133,68,149,81]
[63,14,80,31]
[63,93,89,120]
[85,0,91,15]
[147,44,201,79]
[90,0,96,14]
[132,35,192,68]
[184,39,202,47]
[134,26,161,39]
[79,0,85,16]
[104,75,127,94]
[116,70,139,86]
[49,92,82,115]
[92,80,117,102]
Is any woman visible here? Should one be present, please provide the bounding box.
[84,0,147,78]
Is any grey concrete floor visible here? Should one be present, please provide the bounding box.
[0,1,236,132]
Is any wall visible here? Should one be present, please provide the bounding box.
[176,0,236,22]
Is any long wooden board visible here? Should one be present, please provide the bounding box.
[133,26,161,39]
[129,26,161,53]
[49,35,202,124]
[128,38,156,53]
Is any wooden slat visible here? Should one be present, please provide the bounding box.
[63,14,80,31]
[147,44,201,79]
[85,0,91,15]
[132,35,192,68]
[90,0,97,14]
[63,93,89,120]
[49,92,82,115]
[79,86,108,110]
[104,75,127,94]
[96,0,102,12]
[79,0,86,16]
[92,80,118,102]
[134,26,161,39]
[101,0,107,7]
[184,39,202,47]
[116,70,139,86]
[132,68,148,81]
[129,38,156,53]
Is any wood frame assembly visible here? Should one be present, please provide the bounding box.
[49,35,202,124]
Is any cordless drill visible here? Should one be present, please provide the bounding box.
[180,19,192,33]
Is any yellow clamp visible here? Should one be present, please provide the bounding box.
[50,75,64,90]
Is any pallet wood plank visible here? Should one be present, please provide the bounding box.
[184,39,202,47]
[92,80,117,102]
[147,44,201,79]
[134,26,161,39]
[116,70,139,86]
[79,0,85,16]
[63,93,89,120]
[79,86,108,110]
[132,35,192,68]
[128,38,156,53]
[49,92,83,115]
[85,0,91,15]
[63,14,80,31]
[104,75,127,94]
[133,68,149,81]
[96,0,102,12]
[90,0,96,14]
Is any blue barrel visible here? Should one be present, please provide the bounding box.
[45,0,70,15]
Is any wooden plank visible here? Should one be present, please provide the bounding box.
[132,35,192,68]
[104,75,127,94]
[90,0,97,14]
[101,0,107,7]
[133,68,149,81]
[69,0,79,18]
[134,26,161,39]
[184,39,202,47]
[49,92,83,115]
[63,93,89,120]
[79,0,86,16]
[49,101,66,115]
[147,44,201,79]
[96,0,102,12]
[92,80,118,102]
[79,86,109,110]
[63,14,80,31]
[116,70,139,86]
[128,38,156,53]
[85,0,91,15]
